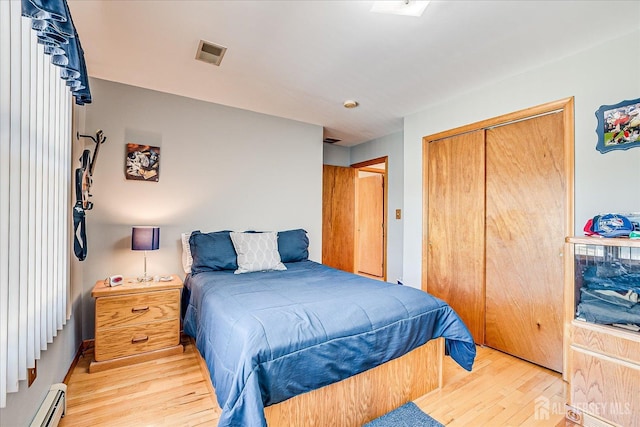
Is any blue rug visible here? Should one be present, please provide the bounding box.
[363,402,444,427]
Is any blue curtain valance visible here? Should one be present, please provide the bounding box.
[22,0,92,105]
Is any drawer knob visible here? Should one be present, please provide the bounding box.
[131,306,150,313]
[131,335,149,344]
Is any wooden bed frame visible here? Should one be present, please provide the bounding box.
[264,337,444,426]
[191,333,444,426]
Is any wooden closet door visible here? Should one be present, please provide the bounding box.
[322,165,356,272]
[485,112,565,372]
[426,130,485,344]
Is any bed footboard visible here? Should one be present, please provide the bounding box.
[264,337,444,427]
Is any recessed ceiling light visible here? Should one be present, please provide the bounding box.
[370,1,430,17]
[343,100,359,109]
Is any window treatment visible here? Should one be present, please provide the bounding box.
[21,0,92,105]
[1,0,79,409]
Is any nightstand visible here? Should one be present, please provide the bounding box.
[89,275,184,373]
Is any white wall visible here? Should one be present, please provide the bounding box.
[350,132,404,284]
[80,78,323,339]
[402,29,640,289]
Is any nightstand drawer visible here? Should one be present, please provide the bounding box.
[95,318,180,361]
[95,289,180,329]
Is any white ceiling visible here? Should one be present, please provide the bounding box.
[67,0,640,147]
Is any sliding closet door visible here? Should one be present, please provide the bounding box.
[426,130,485,344]
[322,165,357,272]
[485,112,565,372]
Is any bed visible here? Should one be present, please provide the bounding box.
[181,229,476,427]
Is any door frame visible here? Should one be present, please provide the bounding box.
[351,156,388,282]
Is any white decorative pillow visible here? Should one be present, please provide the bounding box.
[229,231,287,274]
[181,232,193,274]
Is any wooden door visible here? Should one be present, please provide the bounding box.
[357,174,384,277]
[485,112,565,372]
[322,165,356,272]
[426,130,486,344]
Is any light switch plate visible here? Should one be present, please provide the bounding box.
[395,209,401,219]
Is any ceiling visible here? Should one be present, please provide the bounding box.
[67,1,640,147]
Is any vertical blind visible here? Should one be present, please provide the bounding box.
[0,1,72,408]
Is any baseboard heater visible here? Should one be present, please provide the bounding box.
[29,383,67,427]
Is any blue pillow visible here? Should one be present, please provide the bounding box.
[277,229,309,263]
[189,230,237,273]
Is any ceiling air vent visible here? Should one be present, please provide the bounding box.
[195,40,227,66]
[323,137,341,144]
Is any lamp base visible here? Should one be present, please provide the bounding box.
[137,276,154,282]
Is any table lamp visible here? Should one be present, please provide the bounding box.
[131,226,160,282]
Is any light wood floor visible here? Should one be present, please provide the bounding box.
[61,337,569,426]
[416,346,569,426]
[60,336,220,426]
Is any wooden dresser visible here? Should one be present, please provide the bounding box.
[90,275,184,373]
[565,237,640,427]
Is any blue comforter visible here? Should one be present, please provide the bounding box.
[183,261,475,427]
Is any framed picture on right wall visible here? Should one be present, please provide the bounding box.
[595,97,640,153]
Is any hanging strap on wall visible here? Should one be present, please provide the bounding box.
[73,201,87,261]
[73,160,88,261]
